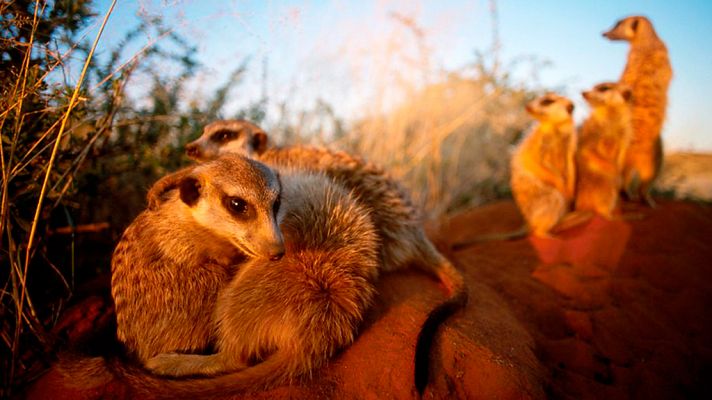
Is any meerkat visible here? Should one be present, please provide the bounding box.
[123,161,380,397]
[576,82,634,219]
[112,155,284,364]
[603,15,673,206]
[176,119,467,392]
[509,93,577,237]
[451,94,581,250]
[185,119,269,159]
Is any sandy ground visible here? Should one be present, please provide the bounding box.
[21,200,712,399]
[439,199,712,399]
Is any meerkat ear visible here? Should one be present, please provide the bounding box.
[622,88,633,102]
[631,18,639,33]
[179,176,202,207]
[566,103,575,115]
[147,167,195,210]
[252,131,268,155]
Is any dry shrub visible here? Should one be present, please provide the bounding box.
[344,70,533,217]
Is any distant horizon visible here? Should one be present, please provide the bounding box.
[95,0,712,152]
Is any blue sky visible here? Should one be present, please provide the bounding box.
[95,0,712,151]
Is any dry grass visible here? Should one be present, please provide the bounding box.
[266,8,537,218]
[0,1,540,394]
[341,72,532,217]
[0,1,117,393]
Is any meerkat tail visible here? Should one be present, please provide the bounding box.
[451,225,530,251]
[413,243,468,394]
[57,352,116,389]
[113,349,299,399]
[550,210,595,233]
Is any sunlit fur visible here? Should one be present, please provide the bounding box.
[139,168,380,397]
[603,15,672,206]
[576,82,634,219]
[187,120,465,297]
[111,155,282,363]
[185,119,467,391]
[510,93,577,237]
[186,119,268,159]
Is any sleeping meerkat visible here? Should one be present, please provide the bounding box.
[603,15,672,206]
[576,82,633,219]
[509,93,577,237]
[137,161,380,397]
[172,119,467,392]
[112,155,284,363]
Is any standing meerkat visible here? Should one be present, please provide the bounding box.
[603,15,672,206]
[509,94,577,237]
[111,155,285,364]
[178,119,467,392]
[132,162,380,397]
[576,82,634,219]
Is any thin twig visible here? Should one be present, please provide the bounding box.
[12,0,118,387]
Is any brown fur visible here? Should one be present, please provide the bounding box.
[603,15,672,206]
[65,157,379,397]
[112,155,283,363]
[183,120,468,392]
[139,167,380,397]
[510,94,577,236]
[576,82,633,219]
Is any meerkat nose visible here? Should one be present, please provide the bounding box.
[186,143,199,158]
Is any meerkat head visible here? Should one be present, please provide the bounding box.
[166,154,285,261]
[185,120,269,162]
[602,16,655,42]
[582,82,633,108]
[525,93,575,124]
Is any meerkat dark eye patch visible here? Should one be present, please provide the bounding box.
[179,177,201,206]
[598,85,611,92]
[210,129,239,143]
[225,196,254,220]
[251,131,268,154]
[273,196,281,216]
[540,98,555,106]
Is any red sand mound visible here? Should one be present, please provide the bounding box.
[440,200,712,399]
[22,200,711,399]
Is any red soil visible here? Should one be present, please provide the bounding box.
[439,200,712,399]
[22,200,712,399]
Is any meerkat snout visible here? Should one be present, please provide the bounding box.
[185,142,201,159]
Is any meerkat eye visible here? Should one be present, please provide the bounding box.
[227,197,249,215]
[211,129,238,143]
[598,85,611,92]
[540,98,555,106]
[273,197,281,216]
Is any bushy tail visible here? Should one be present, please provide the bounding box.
[413,242,469,394]
[59,348,301,399]
[118,349,297,399]
[57,352,116,389]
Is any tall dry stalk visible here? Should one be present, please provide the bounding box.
[0,1,117,393]
[318,6,534,218]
